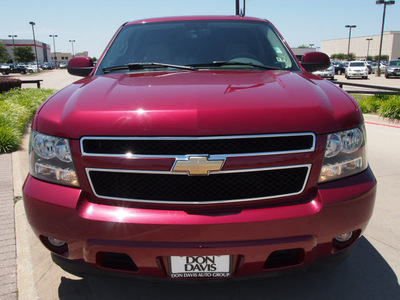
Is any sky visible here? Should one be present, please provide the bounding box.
[1,0,399,59]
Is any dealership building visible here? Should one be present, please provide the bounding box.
[1,39,88,63]
[321,31,400,60]
[1,39,51,62]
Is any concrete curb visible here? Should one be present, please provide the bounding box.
[363,114,400,126]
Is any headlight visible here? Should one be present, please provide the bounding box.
[29,130,79,187]
[319,126,368,183]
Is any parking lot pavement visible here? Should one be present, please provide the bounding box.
[2,69,78,90]
[333,72,400,89]
[8,70,400,299]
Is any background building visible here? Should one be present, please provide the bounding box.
[1,39,51,62]
[321,31,400,60]
[291,47,317,61]
[50,51,89,63]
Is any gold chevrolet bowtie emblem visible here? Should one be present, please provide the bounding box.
[172,156,225,175]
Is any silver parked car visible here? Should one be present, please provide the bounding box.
[385,59,400,78]
[313,64,335,80]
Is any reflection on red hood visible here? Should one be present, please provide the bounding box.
[35,70,361,138]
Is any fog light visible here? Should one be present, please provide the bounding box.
[48,237,66,247]
[335,232,353,243]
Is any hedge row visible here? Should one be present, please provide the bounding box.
[0,78,22,93]
[0,88,56,153]
[355,94,400,120]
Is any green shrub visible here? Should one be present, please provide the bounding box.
[378,97,400,120]
[0,126,21,153]
[0,88,56,153]
[356,96,383,114]
[354,94,400,120]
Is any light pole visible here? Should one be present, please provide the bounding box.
[345,25,356,61]
[49,34,58,67]
[366,38,373,59]
[376,0,395,76]
[29,21,40,72]
[8,34,17,62]
[69,40,76,58]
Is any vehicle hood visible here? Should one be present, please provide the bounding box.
[34,70,362,138]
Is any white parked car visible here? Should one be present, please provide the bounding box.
[345,61,368,79]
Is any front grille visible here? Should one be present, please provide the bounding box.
[87,166,310,204]
[81,134,315,156]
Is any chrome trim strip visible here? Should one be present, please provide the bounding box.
[85,164,312,205]
[80,133,316,158]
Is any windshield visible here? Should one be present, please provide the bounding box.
[389,60,400,66]
[96,20,298,74]
[349,62,365,67]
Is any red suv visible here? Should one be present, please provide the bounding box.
[23,16,376,279]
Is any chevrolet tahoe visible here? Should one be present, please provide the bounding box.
[23,15,376,279]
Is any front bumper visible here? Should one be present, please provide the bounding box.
[347,71,368,77]
[23,167,376,278]
[386,69,400,76]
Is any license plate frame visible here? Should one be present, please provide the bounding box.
[169,255,232,279]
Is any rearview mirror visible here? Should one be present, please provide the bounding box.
[68,57,94,77]
[301,52,330,73]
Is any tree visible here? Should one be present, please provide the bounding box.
[0,42,11,63]
[298,45,311,48]
[13,46,35,63]
[348,52,356,61]
[374,54,389,61]
[331,53,346,60]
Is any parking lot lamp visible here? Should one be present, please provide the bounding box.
[366,38,373,59]
[345,25,356,61]
[49,34,58,68]
[29,22,40,72]
[8,35,17,62]
[69,40,76,58]
[376,0,395,76]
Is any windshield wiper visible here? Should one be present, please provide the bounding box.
[188,61,281,70]
[103,62,195,73]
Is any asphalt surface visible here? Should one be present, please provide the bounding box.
[1,70,400,299]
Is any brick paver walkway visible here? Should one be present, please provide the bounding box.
[0,154,17,300]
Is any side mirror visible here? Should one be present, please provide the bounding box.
[301,52,330,73]
[68,57,94,77]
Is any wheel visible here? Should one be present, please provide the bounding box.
[385,74,389,79]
